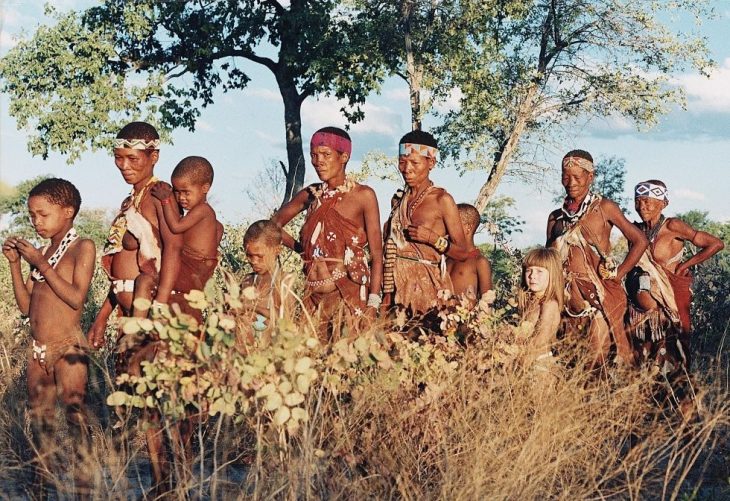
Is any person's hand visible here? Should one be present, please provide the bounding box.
[675,263,690,276]
[405,224,435,245]
[13,238,46,268]
[151,181,173,201]
[87,319,108,350]
[2,238,20,264]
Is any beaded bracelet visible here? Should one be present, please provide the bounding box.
[434,235,449,253]
[366,293,382,308]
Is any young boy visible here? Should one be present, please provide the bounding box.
[151,156,224,321]
[240,220,295,340]
[2,178,96,495]
[447,203,493,308]
[273,127,383,337]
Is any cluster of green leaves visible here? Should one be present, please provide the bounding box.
[107,270,319,434]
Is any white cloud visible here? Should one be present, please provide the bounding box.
[1,6,23,27]
[384,88,409,101]
[254,130,284,149]
[672,188,706,201]
[245,88,280,101]
[0,30,18,49]
[673,58,730,113]
[301,96,403,136]
[196,119,213,132]
[431,88,463,114]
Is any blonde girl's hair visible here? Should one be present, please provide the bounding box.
[518,247,564,313]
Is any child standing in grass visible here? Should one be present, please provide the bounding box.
[518,247,564,368]
[2,178,96,496]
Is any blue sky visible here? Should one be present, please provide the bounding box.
[1,1,729,247]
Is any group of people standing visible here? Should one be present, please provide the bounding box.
[2,121,724,495]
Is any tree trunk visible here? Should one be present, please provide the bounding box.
[473,83,539,214]
[279,84,306,205]
[403,0,422,131]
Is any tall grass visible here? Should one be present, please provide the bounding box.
[0,251,727,500]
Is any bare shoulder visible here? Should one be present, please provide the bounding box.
[477,255,492,269]
[433,187,453,202]
[665,217,692,233]
[599,197,622,215]
[191,203,216,218]
[547,208,561,223]
[73,238,96,258]
[540,299,561,317]
[353,183,377,201]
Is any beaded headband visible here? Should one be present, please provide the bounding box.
[399,142,438,159]
[310,131,352,156]
[562,155,594,173]
[113,138,161,150]
[635,182,668,202]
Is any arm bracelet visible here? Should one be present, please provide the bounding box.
[434,235,449,254]
[366,293,382,308]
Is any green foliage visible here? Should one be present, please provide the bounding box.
[428,0,712,209]
[1,1,387,200]
[0,9,165,162]
[479,195,524,247]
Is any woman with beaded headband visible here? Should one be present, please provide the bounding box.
[627,179,724,370]
[273,126,383,339]
[87,121,184,493]
[546,149,648,370]
[383,130,476,316]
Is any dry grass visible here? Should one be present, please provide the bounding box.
[0,255,727,500]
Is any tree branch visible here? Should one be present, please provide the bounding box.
[265,0,286,16]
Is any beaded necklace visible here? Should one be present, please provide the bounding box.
[641,215,666,244]
[31,228,78,282]
[407,181,434,218]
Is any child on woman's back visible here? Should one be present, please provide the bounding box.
[151,156,224,318]
[518,247,564,367]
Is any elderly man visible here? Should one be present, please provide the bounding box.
[547,150,648,369]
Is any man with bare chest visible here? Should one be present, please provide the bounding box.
[383,130,474,315]
[627,180,724,368]
[546,150,648,369]
[273,127,383,335]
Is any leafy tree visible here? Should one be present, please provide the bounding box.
[0,175,111,247]
[479,195,524,248]
[357,0,509,131]
[0,1,386,204]
[425,0,712,212]
[552,156,629,212]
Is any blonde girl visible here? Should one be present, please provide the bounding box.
[518,247,564,366]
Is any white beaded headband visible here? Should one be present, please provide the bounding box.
[113,138,161,150]
[635,182,668,202]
